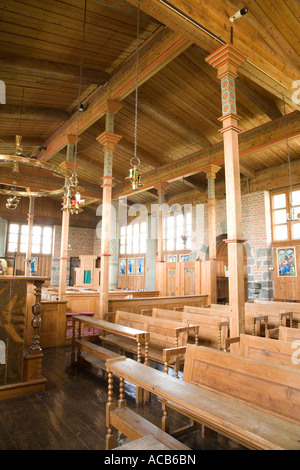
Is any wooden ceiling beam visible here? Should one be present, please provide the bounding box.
[35,26,191,162]
[0,53,110,86]
[0,105,69,122]
[112,110,300,198]
[126,0,298,108]
[0,166,101,200]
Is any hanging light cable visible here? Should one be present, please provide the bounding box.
[284,95,299,222]
[126,0,143,190]
[63,0,87,214]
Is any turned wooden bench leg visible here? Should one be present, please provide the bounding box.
[106,370,117,450]
[161,402,170,433]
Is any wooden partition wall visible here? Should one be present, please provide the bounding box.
[156,260,220,303]
[273,245,300,301]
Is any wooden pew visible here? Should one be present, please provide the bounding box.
[149,308,229,350]
[266,325,300,342]
[106,350,300,450]
[72,315,150,364]
[246,301,299,328]
[106,401,190,450]
[184,304,269,336]
[238,333,300,369]
[103,310,198,371]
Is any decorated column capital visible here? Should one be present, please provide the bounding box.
[202,164,221,180]
[96,131,122,150]
[202,164,221,200]
[155,181,168,196]
[205,43,246,80]
[206,43,246,129]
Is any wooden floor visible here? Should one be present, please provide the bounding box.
[0,345,246,451]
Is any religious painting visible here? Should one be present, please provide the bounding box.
[119,258,126,275]
[30,257,38,274]
[277,247,297,277]
[136,257,144,276]
[168,254,177,262]
[128,258,135,276]
[180,254,191,262]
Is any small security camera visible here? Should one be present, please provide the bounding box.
[230,7,248,23]
[78,103,87,112]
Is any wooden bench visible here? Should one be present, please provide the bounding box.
[71,337,122,369]
[72,315,150,364]
[103,310,198,372]
[148,307,229,350]
[184,304,270,336]
[237,333,300,369]
[266,325,300,341]
[246,301,299,328]
[106,404,190,450]
[106,351,300,450]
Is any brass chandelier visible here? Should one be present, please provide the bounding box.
[126,0,143,191]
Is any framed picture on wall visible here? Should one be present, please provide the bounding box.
[128,258,135,276]
[119,258,126,275]
[277,247,297,277]
[180,254,191,262]
[136,257,144,276]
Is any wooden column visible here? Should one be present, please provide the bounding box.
[24,197,35,276]
[202,164,220,305]
[206,43,246,342]
[58,134,76,300]
[155,181,168,263]
[202,164,221,260]
[154,182,168,295]
[96,100,122,318]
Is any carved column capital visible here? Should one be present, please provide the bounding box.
[155,181,168,195]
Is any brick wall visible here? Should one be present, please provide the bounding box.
[51,225,99,286]
[190,191,273,299]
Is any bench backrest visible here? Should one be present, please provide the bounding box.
[183,343,300,423]
[114,310,188,349]
[152,308,229,348]
[245,302,300,326]
[183,305,231,318]
[152,308,184,322]
[239,333,300,369]
[278,326,300,342]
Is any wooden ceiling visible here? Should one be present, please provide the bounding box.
[0,0,299,208]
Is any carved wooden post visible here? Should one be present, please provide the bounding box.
[59,134,77,300]
[97,100,122,318]
[202,164,220,305]
[155,181,168,263]
[30,279,43,353]
[206,43,246,347]
[155,181,168,295]
[25,197,35,276]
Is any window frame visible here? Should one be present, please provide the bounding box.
[119,220,147,256]
[6,222,53,255]
[163,208,192,254]
[271,187,300,244]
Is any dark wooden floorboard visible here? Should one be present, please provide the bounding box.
[0,346,246,451]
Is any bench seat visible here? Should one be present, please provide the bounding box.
[103,310,198,369]
[108,406,190,450]
[106,354,300,450]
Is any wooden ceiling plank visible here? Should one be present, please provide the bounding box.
[112,111,300,198]
[0,53,110,86]
[125,0,298,107]
[35,27,191,162]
